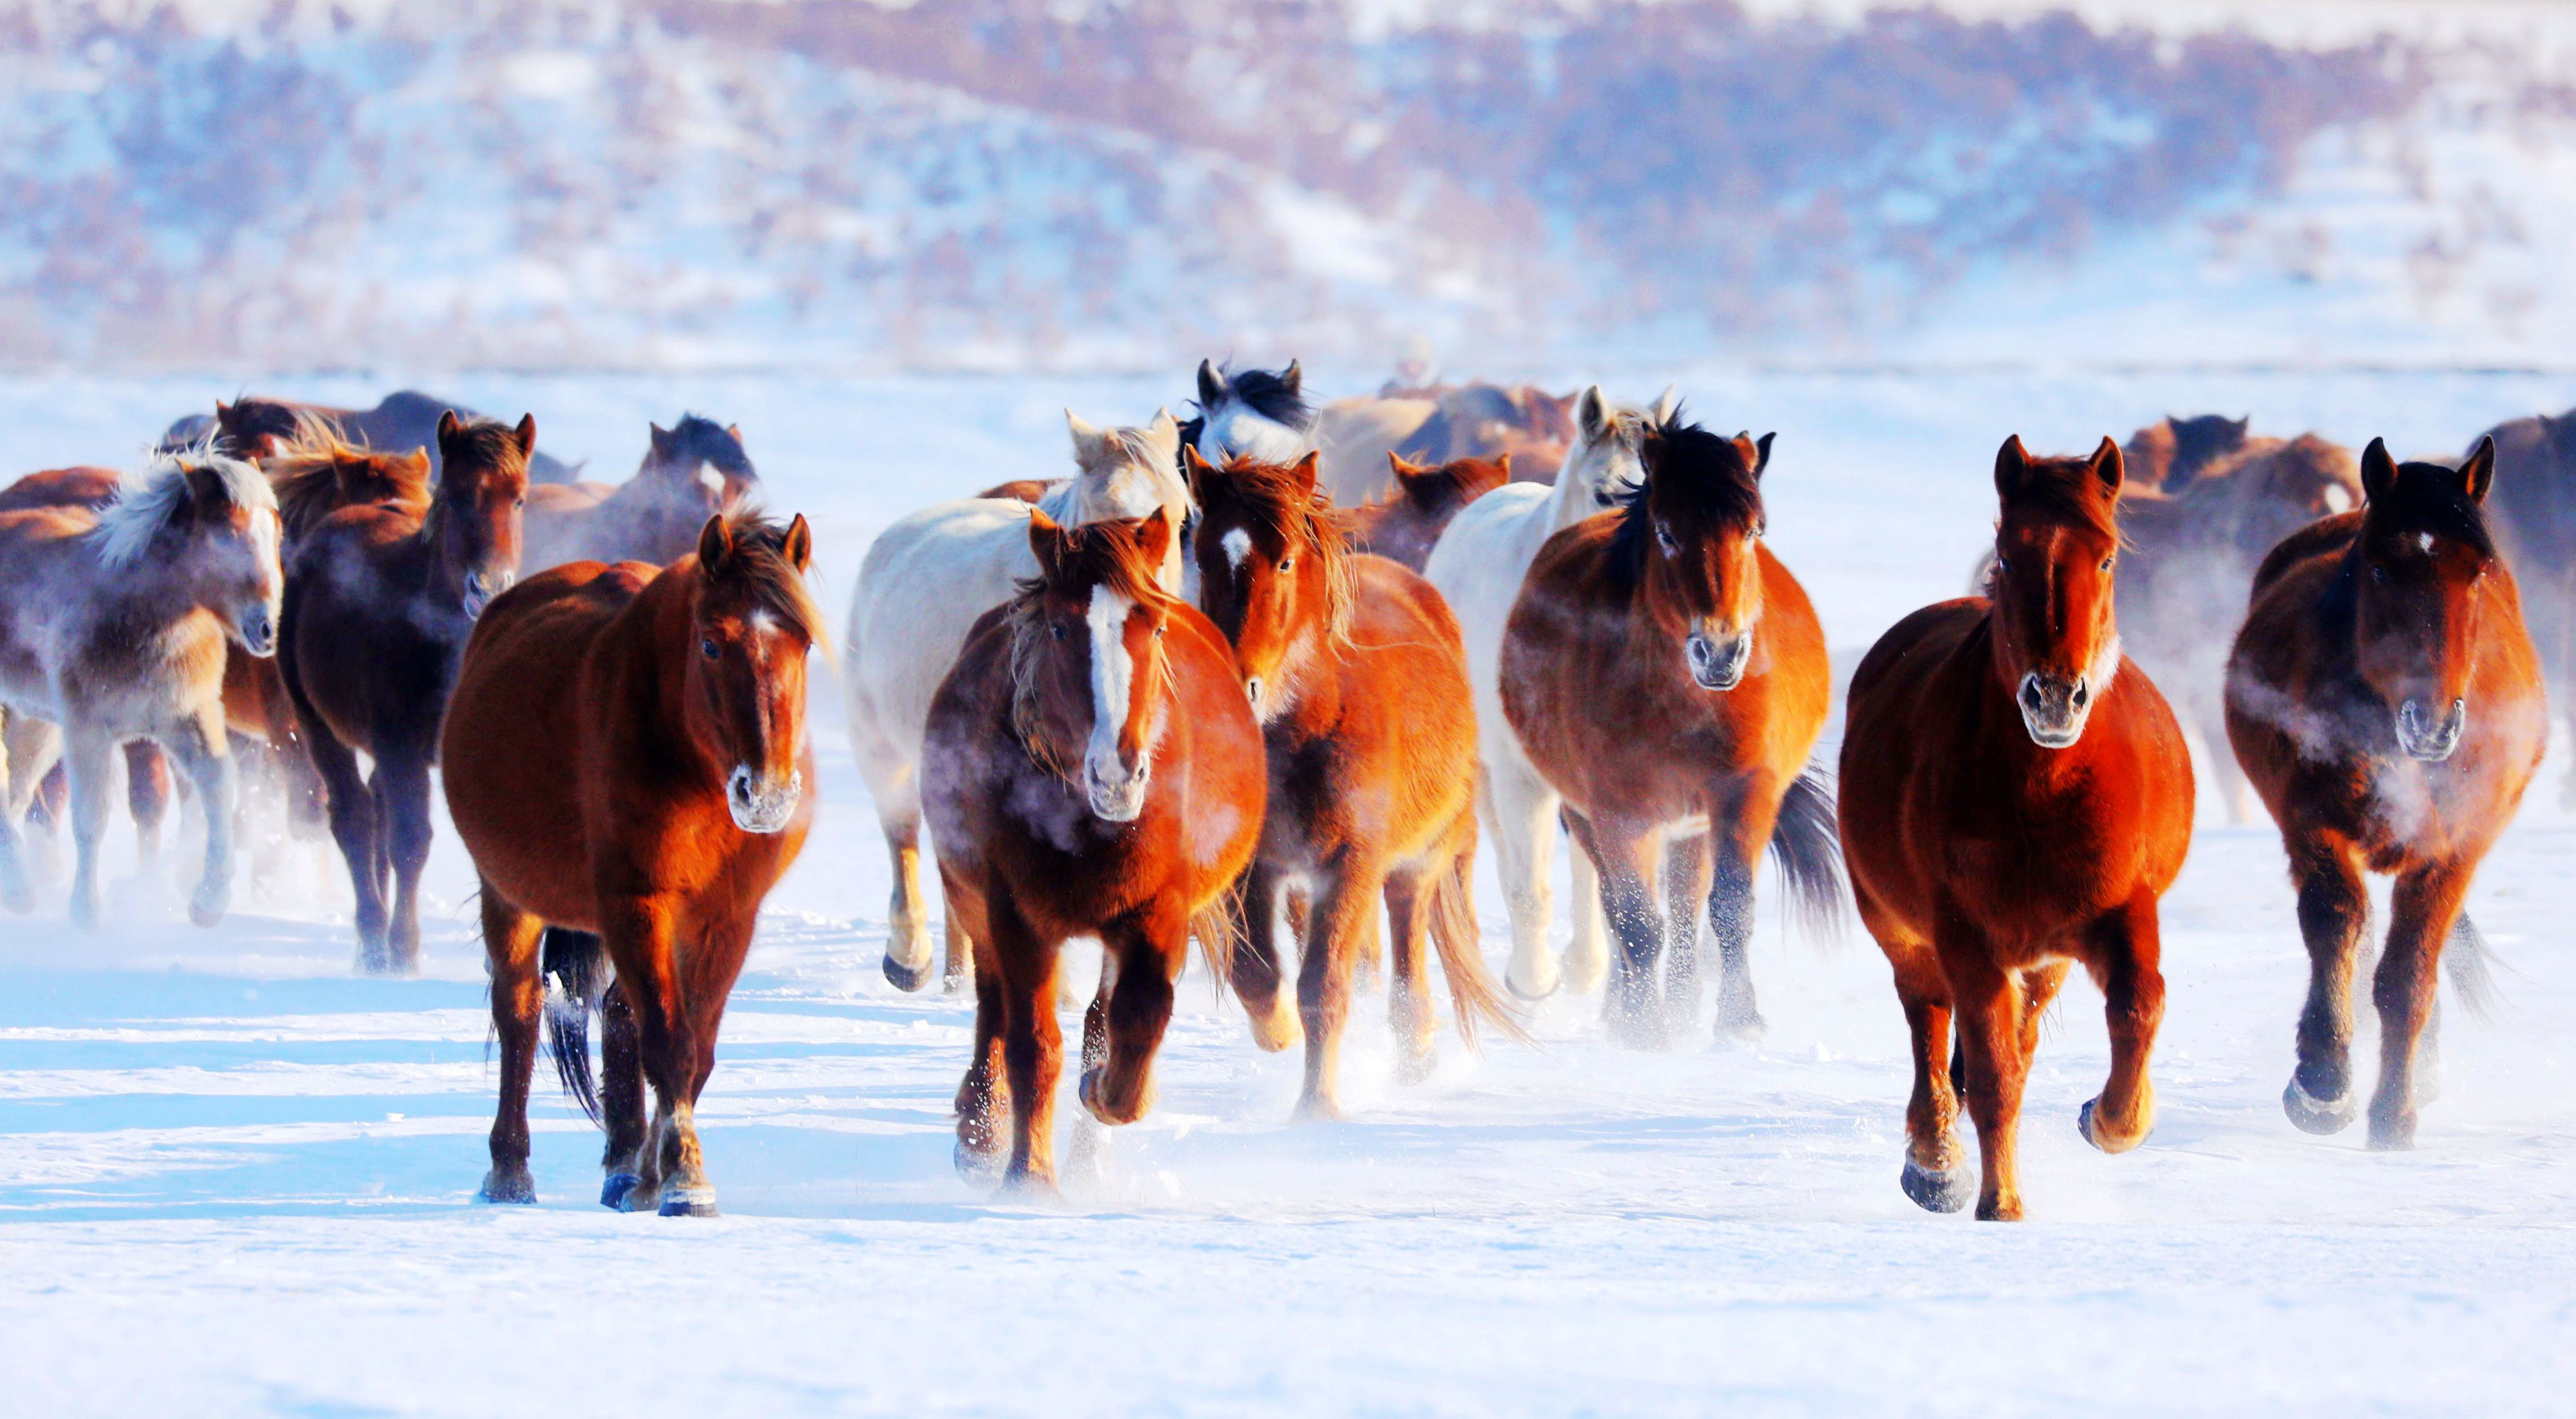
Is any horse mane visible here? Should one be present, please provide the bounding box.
[2001,448,2124,544]
[1202,364,1316,432]
[1606,411,1761,597]
[705,508,824,647]
[2368,458,2497,562]
[266,415,431,539]
[1003,522,1178,782]
[1214,455,1356,646]
[90,443,274,571]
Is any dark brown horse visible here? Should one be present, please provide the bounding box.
[2226,437,2543,1151]
[1187,448,1521,1118]
[2465,405,2576,804]
[1501,417,1839,1047]
[522,415,758,571]
[1843,436,2192,1220]
[280,412,532,973]
[164,392,582,482]
[444,511,818,1213]
[1338,452,1510,571]
[923,509,1264,1192]
[2125,413,2252,494]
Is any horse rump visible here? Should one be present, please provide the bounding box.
[1768,763,1847,944]
[541,926,612,1123]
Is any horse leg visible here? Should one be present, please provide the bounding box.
[156,707,237,929]
[60,727,115,929]
[874,777,938,992]
[478,887,544,1204]
[1294,860,1383,1121]
[1228,863,1301,1052]
[1569,813,1668,1050]
[953,910,1011,1184]
[377,751,434,975]
[1483,759,1564,1000]
[598,980,652,1206]
[2283,835,2368,1134]
[2078,893,2164,1154]
[1564,815,1612,997]
[1080,910,1183,1126]
[989,898,1064,1195]
[123,741,171,869]
[1065,950,1116,1186]
[0,710,40,913]
[1382,866,1438,1083]
[1937,925,2028,1221]
[304,728,387,967]
[2367,861,2473,1151]
[1887,938,1970,1213]
[598,895,694,1212]
[664,912,758,1215]
[1662,831,1714,1040]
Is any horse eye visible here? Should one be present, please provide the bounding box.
[1154,623,1167,637]
[1655,523,1677,554]
[2099,555,2114,571]
[1277,557,1294,573]
[1994,556,2010,574]
[700,638,720,659]
[515,497,527,509]
[2371,564,2389,585]
[1050,623,1066,641]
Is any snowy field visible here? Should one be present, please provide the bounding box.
[3,368,2575,1414]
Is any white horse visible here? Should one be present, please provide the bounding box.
[846,409,1190,991]
[1188,360,1317,468]
[1421,385,1674,1000]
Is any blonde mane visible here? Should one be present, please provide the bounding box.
[90,442,274,571]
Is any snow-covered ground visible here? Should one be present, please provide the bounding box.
[3,369,2574,1414]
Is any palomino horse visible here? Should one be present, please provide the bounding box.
[2226,437,2543,1151]
[1422,385,1673,1002]
[923,510,1263,1192]
[523,415,758,571]
[1187,448,1522,1116]
[280,411,531,973]
[1185,360,1317,471]
[0,448,281,926]
[846,410,1189,993]
[1843,436,2192,1220]
[1501,417,1839,1047]
[444,512,818,1214]
[1338,452,1510,571]
[164,392,582,482]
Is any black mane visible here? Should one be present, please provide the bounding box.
[2371,458,2497,562]
[668,412,753,474]
[1202,364,1315,431]
[1605,411,1764,597]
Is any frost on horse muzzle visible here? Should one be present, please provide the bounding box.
[2017,672,2095,749]
[726,765,803,833]
[235,601,280,658]
[1685,628,1752,691]
[1084,753,1150,823]
[2395,697,2466,762]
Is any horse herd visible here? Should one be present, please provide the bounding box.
[0,368,2564,1224]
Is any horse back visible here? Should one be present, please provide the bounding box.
[2249,511,2361,596]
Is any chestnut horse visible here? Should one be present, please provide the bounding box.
[1501,416,1839,1047]
[280,412,531,973]
[1186,448,1522,1117]
[2226,437,2542,1151]
[1842,436,2192,1220]
[923,509,1263,1191]
[444,511,818,1213]
[523,415,758,571]
[1338,452,1510,571]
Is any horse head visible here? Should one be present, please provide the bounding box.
[97,449,283,656]
[689,511,818,833]
[1192,359,1316,467]
[1183,447,1346,721]
[2351,436,2500,763]
[432,411,535,617]
[1065,408,1189,591]
[1019,508,1180,823]
[213,398,307,462]
[1621,416,1773,693]
[647,414,760,512]
[2167,413,2252,485]
[1990,435,2125,748]
[1559,385,1670,512]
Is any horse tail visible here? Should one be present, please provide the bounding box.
[1188,887,1241,995]
[1768,764,1847,945]
[2445,911,2498,1022]
[1428,841,1533,1050]
[542,927,610,1124]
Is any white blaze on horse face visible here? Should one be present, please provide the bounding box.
[1221,528,1252,573]
[1084,583,1146,818]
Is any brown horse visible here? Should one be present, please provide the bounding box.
[2226,437,2543,1151]
[1186,448,1521,1118]
[1843,436,2192,1220]
[280,412,531,973]
[1501,417,1839,1047]
[444,511,818,1213]
[164,392,582,482]
[1338,452,1510,571]
[923,509,1263,1191]
[2466,405,2576,804]
[522,415,758,571]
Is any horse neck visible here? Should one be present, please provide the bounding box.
[1540,434,1622,534]
[616,569,721,775]
[80,532,198,625]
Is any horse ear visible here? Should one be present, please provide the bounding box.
[1387,450,1422,480]
[1494,452,1513,480]
[649,423,670,453]
[1731,432,1762,476]
[1994,435,2033,498]
[1133,506,1175,568]
[181,463,228,515]
[2461,435,2497,504]
[1281,360,1302,396]
[726,423,743,444]
[513,413,537,458]
[1651,385,1680,426]
[215,400,233,422]
[782,513,813,573]
[1753,432,1776,478]
[1197,359,1225,408]
[2361,438,2397,505]
[697,514,734,574]
[436,409,462,448]
[1576,385,1610,442]
[405,448,431,476]
[1065,409,1105,461]
[2089,435,2123,494]
[1027,509,1069,581]
[1148,408,1178,439]
[1181,442,1216,496]
[1290,450,1321,497]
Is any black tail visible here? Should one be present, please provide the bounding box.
[1767,764,1847,944]
[2446,911,2498,1022]
[541,927,610,1124]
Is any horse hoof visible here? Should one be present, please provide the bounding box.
[1712,1015,1767,1049]
[477,1167,537,1205]
[881,949,934,993]
[954,1136,1005,1185]
[657,1186,719,1218]
[1504,960,1560,1002]
[599,1172,643,1210]
[941,969,969,997]
[2368,1116,2418,1153]
[188,886,229,929]
[1246,1003,1303,1053]
[2078,1097,2150,1154]
[1395,1047,1438,1086]
[1900,1158,1973,1214]
[1077,1068,1150,1126]
[2283,1076,2358,1136]
[1293,1094,1345,1124]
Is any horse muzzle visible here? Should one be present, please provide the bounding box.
[1685,631,1752,692]
[235,604,280,658]
[2395,697,2466,762]
[1085,756,1151,823]
[461,570,517,620]
[726,765,803,834]
[2017,672,2094,749]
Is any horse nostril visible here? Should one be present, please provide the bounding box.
[2071,679,2090,709]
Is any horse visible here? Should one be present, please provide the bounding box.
[1421,385,1673,1002]
[847,410,1190,993]
[1337,453,1510,571]
[523,415,757,571]
[444,511,818,1214]
[2463,405,2576,804]
[163,392,582,482]
[1187,448,1523,1117]
[1315,395,1439,505]
[1185,360,1317,471]
[2225,437,2543,1152]
[2125,413,2252,494]
[1500,416,1839,1048]
[0,448,281,927]
[1842,435,2192,1220]
[922,509,1263,1192]
[279,411,532,973]
[1402,384,1577,485]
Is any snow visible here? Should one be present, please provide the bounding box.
[3,368,2575,1413]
